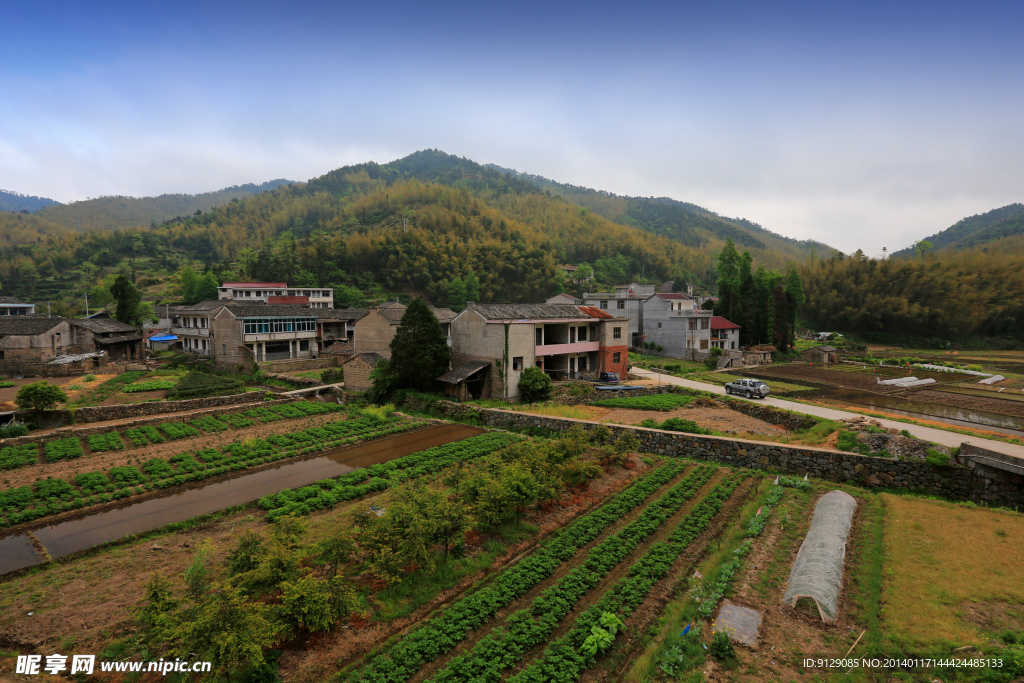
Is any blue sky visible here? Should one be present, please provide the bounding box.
[2,1,1022,253]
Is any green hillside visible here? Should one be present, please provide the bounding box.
[0,189,59,213]
[487,165,834,271]
[892,203,1024,257]
[33,179,294,233]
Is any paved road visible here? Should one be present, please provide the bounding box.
[631,368,1024,458]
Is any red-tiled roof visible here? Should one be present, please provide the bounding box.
[710,316,740,330]
[221,282,287,288]
[656,293,691,300]
[578,305,613,319]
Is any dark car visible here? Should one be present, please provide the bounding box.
[598,372,619,384]
[724,378,770,399]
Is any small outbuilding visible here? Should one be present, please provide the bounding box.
[342,352,382,392]
[147,333,179,351]
[803,345,838,364]
[437,360,491,401]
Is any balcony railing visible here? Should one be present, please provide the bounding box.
[172,327,210,337]
[535,341,600,357]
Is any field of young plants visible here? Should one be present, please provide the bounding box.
[0,402,429,530]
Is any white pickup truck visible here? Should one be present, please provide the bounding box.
[724,378,771,399]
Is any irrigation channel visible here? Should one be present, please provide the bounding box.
[0,423,484,577]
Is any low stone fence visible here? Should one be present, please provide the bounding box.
[20,391,272,426]
[265,372,322,387]
[430,401,1022,509]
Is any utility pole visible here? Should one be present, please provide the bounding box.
[84,292,89,318]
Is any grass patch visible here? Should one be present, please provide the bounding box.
[882,494,1024,649]
[513,404,599,420]
[591,393,696,411]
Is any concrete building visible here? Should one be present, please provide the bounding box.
[0,297,36,316]
[581,283,655,346]
[170,301,365,366]
[448,302,630,401]
[709,316,741,351]
[352,302,457,359]
[217,282,335,308]
[619,292,714,358]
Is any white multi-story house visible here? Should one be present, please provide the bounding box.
[0,297,36,316]
[217,282,335,308]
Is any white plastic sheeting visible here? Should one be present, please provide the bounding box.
[877,376,918,385]
[914,363,991,377]
[978,375,1005,385]
[876,376,935,388]
[782,490,857,621]
[899,378,936,388]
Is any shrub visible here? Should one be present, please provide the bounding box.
[925,449,950,467]
[321,368,344,384]
[82,374,96,382]
[704,347,723,371]
[518,367,553,403]
[657,417,711,435]
[16,381,68,412]
[0,421,29,438]
[0,380,15,388]
[709,630,736,662]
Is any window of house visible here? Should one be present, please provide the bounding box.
[299,340,309,352]
[731,342,736,349]
[700,340,709,350]
[617,300,625,309]
[612,327,621,339]
[688,318,698,330]
[512,356,523,371]
[578,326,586,341]
[579,357,587,370]
[222,344,226,356]
[658,322,662,328]
[600,300,608,309]
[700,319,709,329]
[612,352,621,363]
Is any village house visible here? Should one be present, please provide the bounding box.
[446,302,630,401]
[352,302,456,358]
[341,353,382,392]
[217,282,335,308]
[803,345,839,364]
[67,318,144,361]
[582,283,655,346]
[0,316,73,364]
[639,293,715,356]
[170,301,366,366]
[0,297,36,316]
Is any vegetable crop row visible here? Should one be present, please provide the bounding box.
[0,443,39,470]
[44,437,83,462]
[430,465,717,683]
[589,394,695,411]
[122,380,175,393]
[509,476,745,683]
[259,432,523,523]
[86,432,124,453]
[346,461,691,683]
[0,414,421,530]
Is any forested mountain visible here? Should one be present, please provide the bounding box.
[488,165,833,272]
[0,189,59,213]
[891,203,1024,257]
[0,151,716,308]
[800,248,1024,342]
[30,179,294,234]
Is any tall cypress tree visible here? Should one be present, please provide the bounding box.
[388,298,451,393]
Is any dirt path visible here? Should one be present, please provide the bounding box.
[579,476,757,683]
[597,406,779,435]
[280,459,650,683]
[404,463,700,683]
[503,470,732,682]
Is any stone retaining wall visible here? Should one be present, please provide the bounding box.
[20,391,273,426]
[266,372,322,387]
[431,401,1022,509]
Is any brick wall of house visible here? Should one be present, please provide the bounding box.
[598,344,629,376]
[344,358,375,392]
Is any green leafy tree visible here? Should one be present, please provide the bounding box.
[334,284,366,308]
[517,366,552,403]
[184,540,215,599]
[179,265,199,303]
[193,271,219,302]
[387,297,451,393]
[15,381,68,412]
[914,239,933,261]
[463,269,481,303]
[280,575,356,632]
[784,268,806,350]
[110,274,143,325]
[448,277,467,310]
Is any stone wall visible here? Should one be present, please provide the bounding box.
[430,401,1022,510]
[21,390,272,425]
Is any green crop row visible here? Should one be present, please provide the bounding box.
[189,416,230,433]
[0,414,422,530]
[86,432,124,453]
[219,413,256,428]
[122,380,175,393]
[0,380,15,388]
[509,476,745,683]
[0,443,39,470]
[430,465,717,683]
[124,426,166,447]
[346,461,691,683]
[258,432,522,523]
[44,437,84,462]
[590,394,695,411]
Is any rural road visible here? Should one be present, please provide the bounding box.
[630,368,1024,459]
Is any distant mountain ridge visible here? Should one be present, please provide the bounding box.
[0,189,60,213]
[892,203,1024,257]
[32,179,294,233]
[487,165,833,269]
